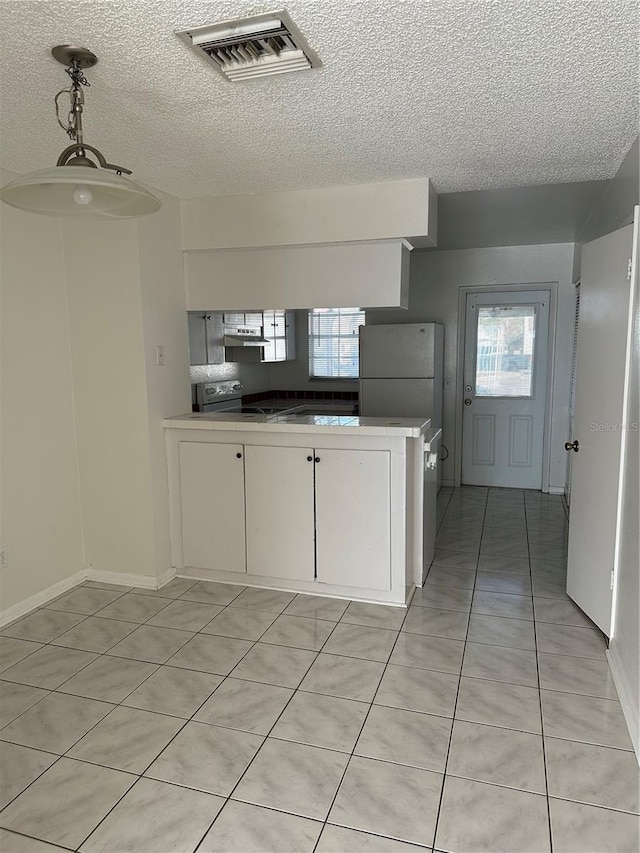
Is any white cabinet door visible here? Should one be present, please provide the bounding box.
[285,311,296,360]
[315,449,391,590]
[245,445,315,581]
[179,442,246,572]
[188,313,208,366]
[187,313,224,365]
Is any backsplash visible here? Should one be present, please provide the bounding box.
[243,389,358,403]
[189,361,271,395]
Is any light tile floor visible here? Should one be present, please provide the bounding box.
[0,487,638,852]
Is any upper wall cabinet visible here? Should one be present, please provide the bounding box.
[185,240,411,311]
[224,310,296,363]
[222,312,263,328]
[187,312,224,365]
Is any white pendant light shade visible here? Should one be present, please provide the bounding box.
[0,166,161,219]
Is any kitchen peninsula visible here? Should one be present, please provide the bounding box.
[164,412,440,606]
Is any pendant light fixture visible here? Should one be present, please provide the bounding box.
[0,46,161,219]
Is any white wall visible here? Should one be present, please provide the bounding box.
[62,198,193,585]
[1,174,194,616]
[63,219,157,580]
[137,190,193,580]
[0,169,84,611]
[366,244,576,489]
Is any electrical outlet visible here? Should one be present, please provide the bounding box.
[156,345,165,366]
[0,546,7,569]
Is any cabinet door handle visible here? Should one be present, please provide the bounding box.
[315,456,320,463]
[236,452,242,459]
[306,455,313,462]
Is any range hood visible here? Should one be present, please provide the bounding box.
[223,324,269,346]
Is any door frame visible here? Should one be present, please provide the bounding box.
[454,282,559,491]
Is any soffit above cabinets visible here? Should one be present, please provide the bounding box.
[184,241,410,311]
[0,1,637,199]
[180,179,436,250]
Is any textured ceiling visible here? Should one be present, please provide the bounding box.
[0,0,637,198]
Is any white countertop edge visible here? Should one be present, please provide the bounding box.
[163,413,430,438]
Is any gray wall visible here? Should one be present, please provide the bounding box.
[366,244,576,488]
[270,310,359,394]
[578,136,639,246]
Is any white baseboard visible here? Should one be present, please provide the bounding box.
[0,568,88,627]
[1,566,177,628]
[157,567,177,589]
[85,568,164,590]
[547,486,566,495]
[607,644,640,765]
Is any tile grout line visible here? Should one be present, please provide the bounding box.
[189,614,342,853]
[73,590,323,851]
[309,600,415,853]
[2,510,620,848]
[1,491,596,853]
[0,588,295,849]
[525,493,555,853]
[0,564,624,844]
[429,487,487,851]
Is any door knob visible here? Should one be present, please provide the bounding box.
[464,399,472,406]
[564,440,579,452]
[236,452,242,458]
[306,455,313,462]
[315,456,320,463]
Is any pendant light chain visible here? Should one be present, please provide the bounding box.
[55,59,90,145]
[0,44,161,218]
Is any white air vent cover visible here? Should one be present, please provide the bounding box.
[176,10,321,82]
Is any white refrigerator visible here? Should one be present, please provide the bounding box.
[359,322,444,430]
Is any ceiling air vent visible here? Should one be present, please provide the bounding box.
[176,10,321,82]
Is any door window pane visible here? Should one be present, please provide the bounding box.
[475,305,536,397]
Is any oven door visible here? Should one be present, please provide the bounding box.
[202,400,242,413]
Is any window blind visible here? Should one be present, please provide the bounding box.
[308,308,365,379]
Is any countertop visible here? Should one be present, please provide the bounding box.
[164,412,432,438]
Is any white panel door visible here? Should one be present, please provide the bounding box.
[245,445,315,581]
[462,290,550,488]
[566,222,635,635]
[315,449,391,590]
[179,442,246,572]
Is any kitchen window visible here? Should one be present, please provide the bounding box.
[308,307,365,379]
